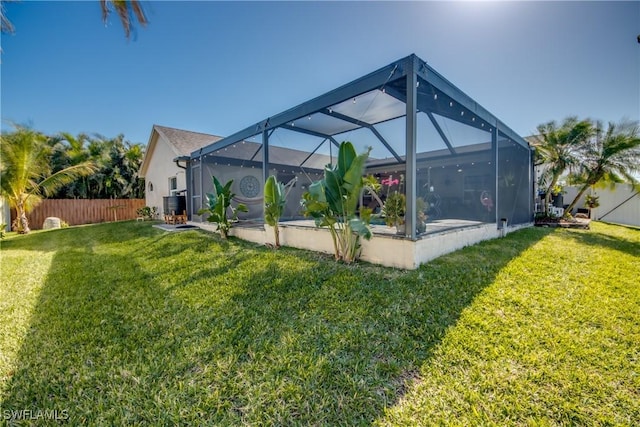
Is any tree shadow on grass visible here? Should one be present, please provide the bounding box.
[558,224,640,258]
[1,223,548,424]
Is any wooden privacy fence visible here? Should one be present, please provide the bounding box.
[15,199,146,230]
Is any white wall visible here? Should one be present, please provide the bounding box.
[145,138,188,216]
[203,221,521,270]
[0,197,10,231]
[565,184,639,227]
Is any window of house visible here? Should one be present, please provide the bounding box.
[148,182,154,192]
[169,176,177,194]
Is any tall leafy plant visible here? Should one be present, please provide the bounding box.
[264,175,287,248]
[197,176,248,240]
[301,141,372,263]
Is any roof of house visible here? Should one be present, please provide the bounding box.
[139,125,222,177]
[153,125,222,156]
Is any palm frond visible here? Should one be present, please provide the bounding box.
[100,0,147,39]
[0,0,15,34]
[36,161,97,198]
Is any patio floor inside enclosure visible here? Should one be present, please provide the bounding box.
[188,54,533,241]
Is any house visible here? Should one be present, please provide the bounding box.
[139,125,221,216]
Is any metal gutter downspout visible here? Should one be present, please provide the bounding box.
[173,156,189,170]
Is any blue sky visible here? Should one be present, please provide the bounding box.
[2,1,639,145]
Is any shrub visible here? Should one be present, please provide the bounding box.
[136,206,158,220]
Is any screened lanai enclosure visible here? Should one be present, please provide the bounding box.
[187,54,533,244]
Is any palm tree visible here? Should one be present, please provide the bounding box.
[84,134,145,199]
[564,119,640,214]
[531,117,593,215]
[49,132,93,198]
[0,126,95,233]
[122,141,145,198]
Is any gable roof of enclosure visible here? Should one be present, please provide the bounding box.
[190,54,529,162]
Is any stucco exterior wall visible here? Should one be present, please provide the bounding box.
[145,138,188,215]
[193,221,528,270]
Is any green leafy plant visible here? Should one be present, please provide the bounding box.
[363,175,384,208]
[551,184,564,196]
[584,194,600,209]
[416,196,428,233]
[264,175,287,248]
[382,191,406,232]
[197,176,248,240]
[0,223,6,239]
[136,206,158,220]
[301,141,372,263]
[380,191,427,235]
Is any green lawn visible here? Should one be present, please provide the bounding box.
[1,221,638,425]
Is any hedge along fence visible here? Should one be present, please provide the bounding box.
[14,199,146,230]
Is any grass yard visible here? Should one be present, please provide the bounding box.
[1,221,638,425]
